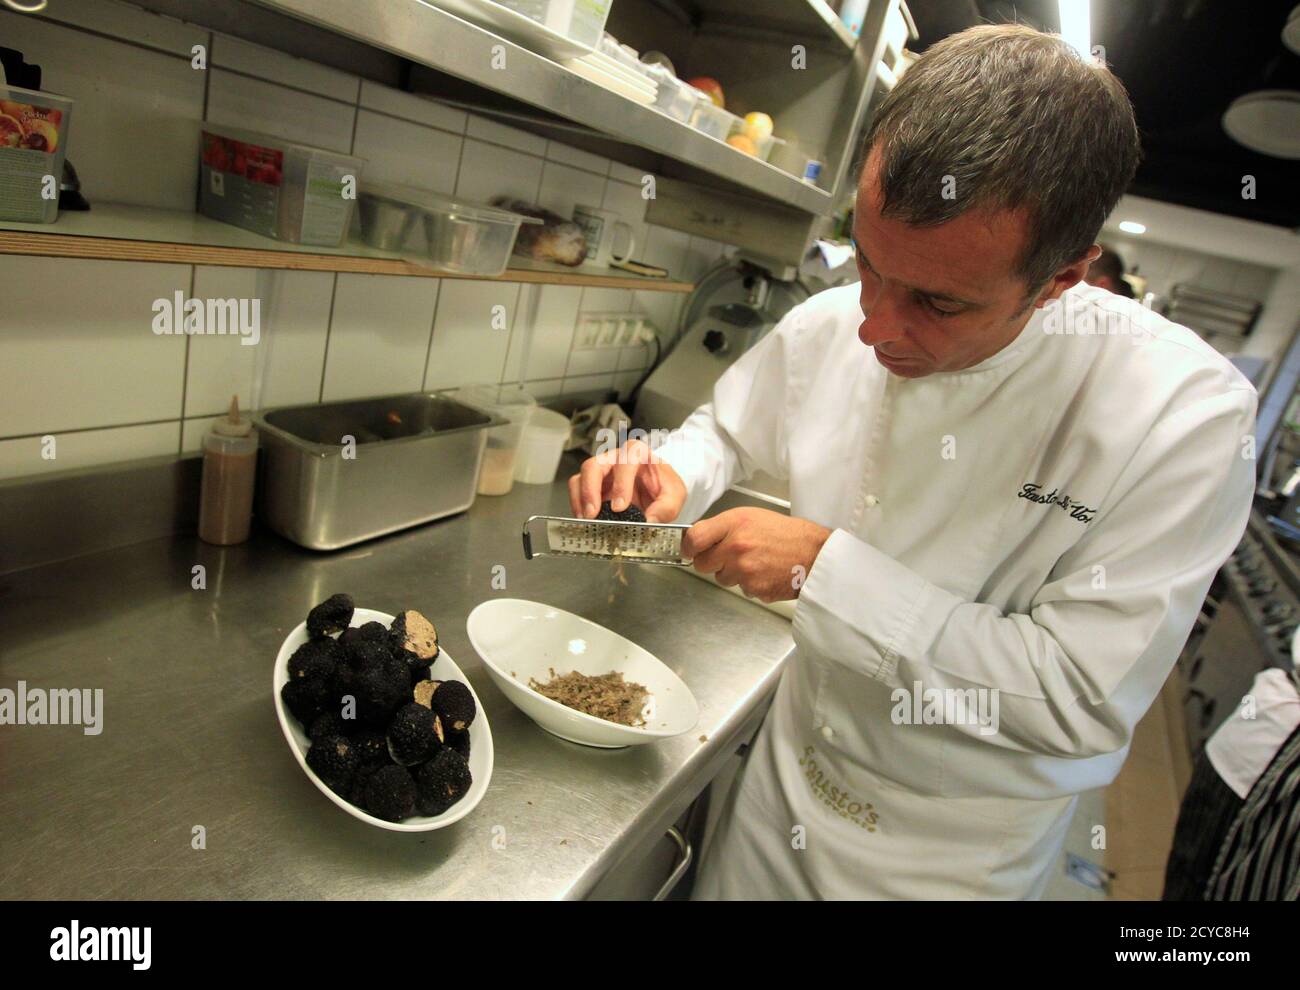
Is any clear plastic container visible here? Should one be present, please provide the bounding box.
[0,84,73,223]
[514,407,572,485]
[690,97,736,141]
[645,63,699,122]
[198,124,364,246]
[456,384,536,496]
[496,0,613,49]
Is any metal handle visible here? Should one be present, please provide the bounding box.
[653,826,693,901]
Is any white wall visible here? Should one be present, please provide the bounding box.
[0,0,728,481]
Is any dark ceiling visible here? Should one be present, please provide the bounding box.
[906,0,1300,230]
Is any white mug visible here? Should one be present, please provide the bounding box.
[572,204,636,268]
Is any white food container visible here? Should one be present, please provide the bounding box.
[496,0,613,49]
[513,407,571,485]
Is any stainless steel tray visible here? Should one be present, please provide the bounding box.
[254,393,506,550]
[522,514,693,566]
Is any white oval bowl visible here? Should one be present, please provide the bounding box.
[273,607,494,831]
[467,598,699,748]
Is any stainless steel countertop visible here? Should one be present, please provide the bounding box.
[0,456,793,899]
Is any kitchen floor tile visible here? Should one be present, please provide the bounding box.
[206,69,357,155]
[424,280,519,391]
[0,257,188,437]
[0,10,205,211]
[322,273,440,401]
[184,267,334,417]
[0,421,179,482]
[351,109,462,194]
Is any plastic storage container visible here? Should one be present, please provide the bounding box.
[357,183,541,276]
[456,384,537,495]
[0,85,73,223]
[690,97,737,141]
[199,124,364,246]
[514,407,572,485]
[645,63,698,122]
[496,0,613,49]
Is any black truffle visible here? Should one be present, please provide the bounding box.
[596,500,646,523]
[355,657,410,727]
[351,729,390,767]
[389,610,439,666]
[430,680,476,733]
[387,702,445,766]
[306,593,354,639]
[447,728,471,761]
[415,748,473,816]
[287,639,342,683]
[357,621,388,642]
[306,734,359,795]
[365,764,418,822]
[281,677,331,726]
[345,637,392,672]
[346,762,381,810]
[308,711,351,742]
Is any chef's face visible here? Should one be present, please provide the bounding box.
[852,148,1095,377]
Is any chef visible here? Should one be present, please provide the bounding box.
[570,24,1257,899]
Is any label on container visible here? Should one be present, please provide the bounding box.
[299,159,353,246]
[199,132,284,239]
[0,97,66,222]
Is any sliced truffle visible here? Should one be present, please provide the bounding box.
[447,728,471,761]
[306,593,354,639]
[412,679,442,709]
[596,500,646,523]
[430,680,476,732]
[355,657,410,727]
[287,639,341,683]
[387,702,445,766]
[389,610,439,667]
[415,748,473,816]
[365,764,417,822]
[281,677,331,726]
[306,734,359,795]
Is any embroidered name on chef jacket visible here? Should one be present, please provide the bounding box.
[1017,483,1097,524]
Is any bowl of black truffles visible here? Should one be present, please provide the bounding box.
[274,593,493,831]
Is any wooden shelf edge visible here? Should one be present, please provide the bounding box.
[0,230,695,294]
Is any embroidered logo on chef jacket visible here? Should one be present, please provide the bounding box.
[1016,482,1097,524]
[798,747,880,831]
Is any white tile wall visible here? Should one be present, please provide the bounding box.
[206,69,357,154]
[0,423,179,481]
[322,273,441,401]
[352,109,463,193]
[183,267,334,417]
[0,12,703,482]
[0,8,206,211]
[0,257,188,436]
[424,280,519,390]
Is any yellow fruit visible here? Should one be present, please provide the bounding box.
[743,112,774,141]
[726,133,757,155]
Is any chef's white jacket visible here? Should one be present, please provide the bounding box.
[655,281,1257,898]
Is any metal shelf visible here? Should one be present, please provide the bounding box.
[250,0,834,214]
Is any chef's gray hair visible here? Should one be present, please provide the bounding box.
[861,24,1140,296]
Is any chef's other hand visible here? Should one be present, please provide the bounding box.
[569,438,687,523]
[684,508,832,603]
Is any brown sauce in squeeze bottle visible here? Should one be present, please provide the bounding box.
[198,395,258,545]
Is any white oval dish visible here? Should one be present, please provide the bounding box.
[467,598,699,748]
[273,607,494,831]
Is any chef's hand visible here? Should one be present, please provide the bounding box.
[569,439,688,523]
[684,508,832,603]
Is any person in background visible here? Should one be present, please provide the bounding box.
[1163,663,1300,900]
[571,24,1257,899]
[1085,244,1135,297]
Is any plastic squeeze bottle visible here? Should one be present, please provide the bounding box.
[198,395,258,545]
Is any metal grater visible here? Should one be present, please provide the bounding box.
[522,514,693,566]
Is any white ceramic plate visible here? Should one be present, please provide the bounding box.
[273,607,494,831]
[467,598,699,748]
